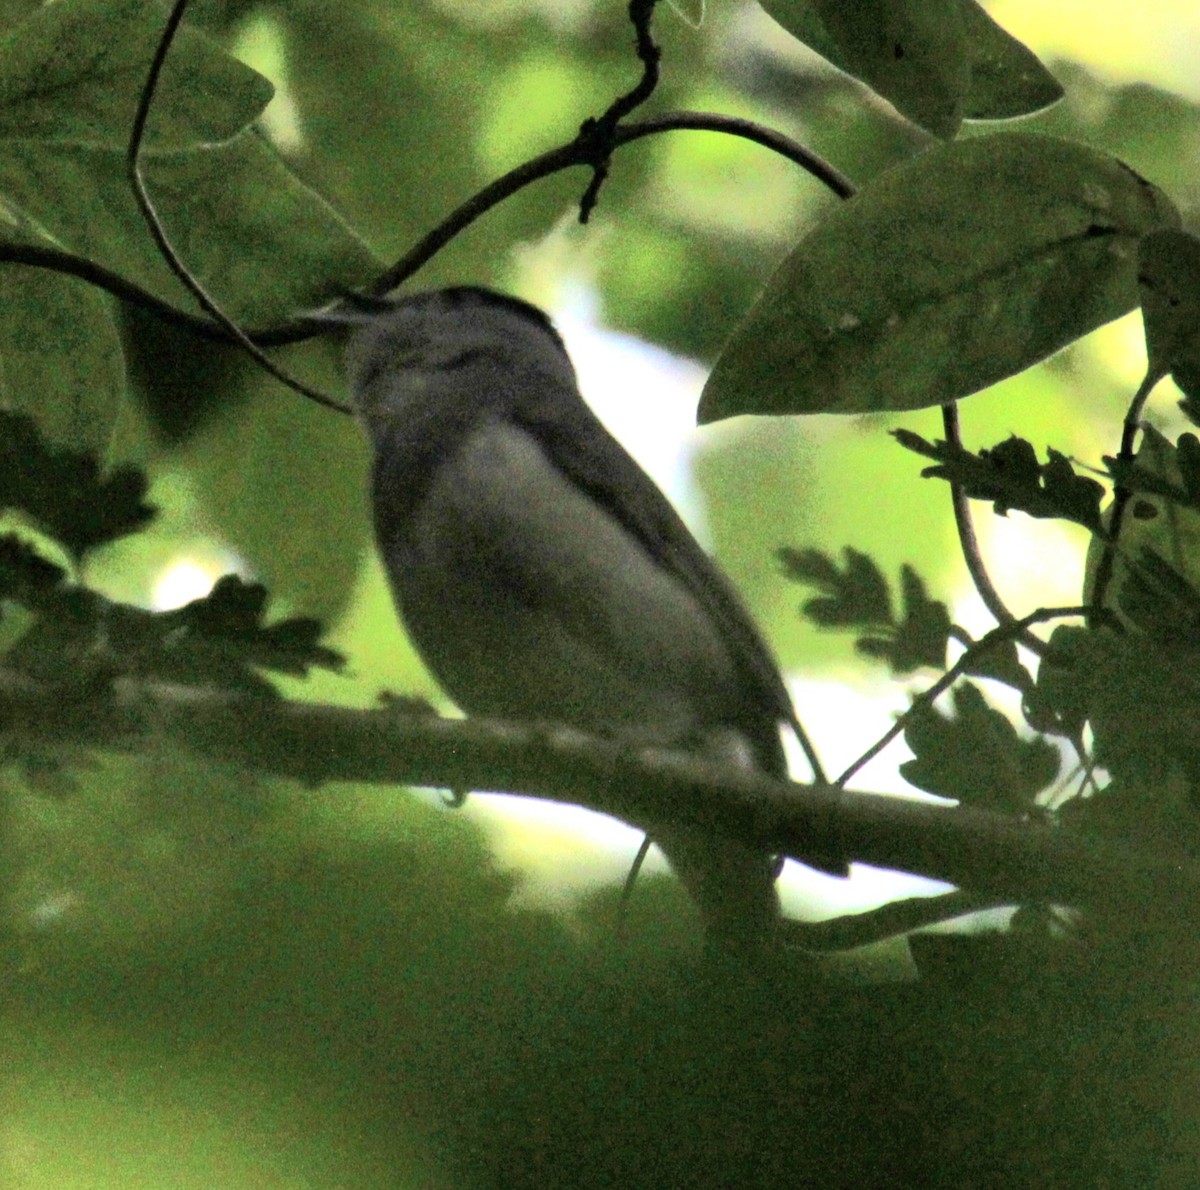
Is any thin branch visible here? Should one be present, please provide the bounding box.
[941,403,1046,655]
[576,0,663,221]
[3,667,1200,924]
[617,834,654,939]
[834,604,1089,789]
[786,889,1008,952]
[125,0,351,413]
[1,112,852,344]
[1088,369,1162,617]
[364,111,856,302]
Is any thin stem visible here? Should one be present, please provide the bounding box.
[834,604,1089,789]
[785,889,1007,952]
[577,0,663,221]
[3,112,853,345]
[1088,369,1163,617]
[366,111,855,301]
[616,834,654,939]
[125,0,351,413]
[942,403,1046,656]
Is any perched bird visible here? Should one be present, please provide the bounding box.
[338,286,828,949]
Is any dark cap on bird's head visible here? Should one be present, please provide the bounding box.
[323,287,576,438]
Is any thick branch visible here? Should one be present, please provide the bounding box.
[3,669,1199,925]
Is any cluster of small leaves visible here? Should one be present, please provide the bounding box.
[780,546,1033,690]
[0,411,155,558]
[778,546,951,672]
[782,546,1057,808]
[0,411,339,687]
[1107,431,1200,514]
[1,533,341,695]
[895,431,1105,532]
[1027,623,1200,795]
[900,682,1060,814]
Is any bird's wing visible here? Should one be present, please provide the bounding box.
[515,394,802,778]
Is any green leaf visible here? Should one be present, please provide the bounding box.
[0,0,273,150]
[1030,624,1200,789]
[699,133,1180,423]
[1021,624,1090,740]
[0,411,155,558]
[0,0,379,326]
[895,431,1105,532]
[0,266,125,455]
[858,564,951,671]
[1137,228,1200,399]
[959,635,1033,693]
[151,574,344,679]
[758,0,970,139]
[954,0,1063,120]
[780,547,952,672]
[1092,426,1200,622]
[0,531,68,608]
[900,681,1060,810]
[0,130,379,325]
[778,546,892,626]
[3,561,343,690]
[893,564,952,671]
[759,0,1060,136]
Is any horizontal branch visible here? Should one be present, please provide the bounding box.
[2,668,1198,929]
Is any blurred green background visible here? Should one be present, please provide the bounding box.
[4,0,1200,1184]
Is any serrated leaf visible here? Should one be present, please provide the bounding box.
[158,575,344,678]
[889,563,952,671]
[895,430,1105,531]
[4,564,343,689]
[0,412,155,557]
[760,0,1060,136]
[1021,624,1089,739]
[700,133,1180,423]
[1041,449,1107,531]
[1031,624,1200,789]
[1091,426,1200,622]
[780,546,892,626]
[960,635,1032,693]
[0,531,67,606]
[1137,228,1200,399]
[900,681,1059,810]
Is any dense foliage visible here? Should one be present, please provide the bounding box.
[2,0,1199,1184]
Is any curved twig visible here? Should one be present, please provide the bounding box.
[941,403,1046,655]
[834,604,1089,790]
[576,0,663,221]
[364,111,855,303]
[616,834,655,939]
[126,0,351,412]
[1088,369,1161,617]
[1,112,852,344]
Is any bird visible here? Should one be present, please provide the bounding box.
[334,285,830,950]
